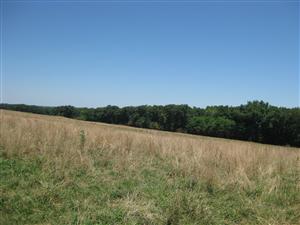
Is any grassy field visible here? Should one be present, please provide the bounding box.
[0,109,299,225]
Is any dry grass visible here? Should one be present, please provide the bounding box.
[0,109,299,224]
[1,109,298,186]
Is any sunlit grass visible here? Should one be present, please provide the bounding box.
[0,110,299,224]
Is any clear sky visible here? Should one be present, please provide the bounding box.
[1,0,299,108]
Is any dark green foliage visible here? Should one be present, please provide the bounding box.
[186,116,236,138]
[1,101,299,147]
[0,103,55,115]
[54,105,79,118]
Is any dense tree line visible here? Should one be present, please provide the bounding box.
[1,101,299,147]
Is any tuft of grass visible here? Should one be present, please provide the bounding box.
[0,109,299,224]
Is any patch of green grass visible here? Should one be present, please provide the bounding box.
[0,150,299,225]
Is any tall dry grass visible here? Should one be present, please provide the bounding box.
[1,109,299,190]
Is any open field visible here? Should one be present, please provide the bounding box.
[0,109,299,224]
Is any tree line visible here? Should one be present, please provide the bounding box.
[1,101,299,147]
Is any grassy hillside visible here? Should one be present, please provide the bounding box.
[0,109,299,225]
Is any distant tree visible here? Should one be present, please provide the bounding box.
[54,106,79,118]
[187,116,236,138]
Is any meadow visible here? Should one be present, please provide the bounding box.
[0,109,299,225]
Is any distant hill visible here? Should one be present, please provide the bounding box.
[1,101,300,147]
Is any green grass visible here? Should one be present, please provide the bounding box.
[1,148,299,225]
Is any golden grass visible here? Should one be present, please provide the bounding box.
[1,109,299,189]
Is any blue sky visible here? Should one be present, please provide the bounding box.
[2,0,299,108]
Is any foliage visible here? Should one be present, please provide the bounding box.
[186,116,236,138]
[54,105,79,118]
